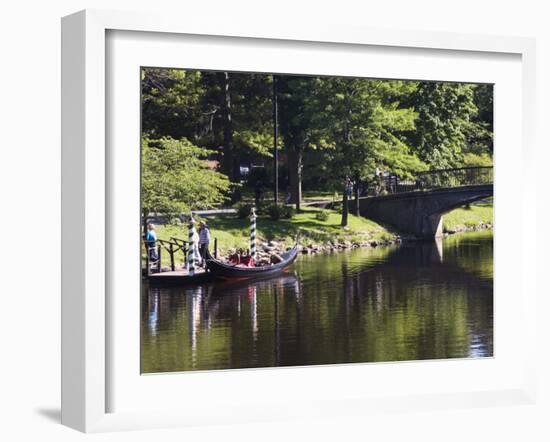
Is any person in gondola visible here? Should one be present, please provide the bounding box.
[228,248,243,265]
[227,248,256,267]
[240,253,255,267]
[198,220,210,266]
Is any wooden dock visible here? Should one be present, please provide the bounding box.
[145,267,212,286]
[142,234,220,286]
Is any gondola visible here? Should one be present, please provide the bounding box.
[205,244,299,280]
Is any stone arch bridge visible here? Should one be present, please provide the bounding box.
[357,166,493,239]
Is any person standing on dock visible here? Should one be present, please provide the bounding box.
[198,221,211,267]
[191,226,200,269]
[145,223,158,263]
[187,217,200,275]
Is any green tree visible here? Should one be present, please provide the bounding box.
[403,82,478,169]
[141,137,231,233]
[142,69,275,187]
[231,73,275,157]
[462,84,493,163]
[141,68,206,140]
[278,76,329,211]
[196,72,275,193]
[311,78,425,222]
[219,72,236,181]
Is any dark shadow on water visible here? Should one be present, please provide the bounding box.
[141,231,493,372]
[35,407,61,423]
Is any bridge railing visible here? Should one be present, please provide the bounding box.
[413,166,493,191]
[364,166,493,196]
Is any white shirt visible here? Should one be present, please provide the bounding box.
[199,227,210,245]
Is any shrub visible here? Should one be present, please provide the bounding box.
[315,210,330,221]
[237,204,253,219]
[281,205,295,219]
[267,204,294,220]
[255,203,269,216]
[267,204,282,221]
[169,217,182,225]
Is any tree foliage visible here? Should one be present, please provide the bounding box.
[403,82,478,169]
[465,84,494,156]
[142,137,231,216]
[141,67,493,214]
[309,78,426,184]
[141,69,206,141]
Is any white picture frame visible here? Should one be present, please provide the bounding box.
[61,9,537,433]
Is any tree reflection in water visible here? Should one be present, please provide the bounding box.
[141,230,493,373]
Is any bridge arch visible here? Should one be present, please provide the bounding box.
[358,184,493,239]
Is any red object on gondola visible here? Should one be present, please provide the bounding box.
[228,253,255,267]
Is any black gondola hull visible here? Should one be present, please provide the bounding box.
[206,246,298,280]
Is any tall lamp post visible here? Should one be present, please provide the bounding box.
[273,74,279,205]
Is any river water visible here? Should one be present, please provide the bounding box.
[141,230,493,373]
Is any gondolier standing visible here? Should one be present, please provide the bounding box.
[198,221,211,267]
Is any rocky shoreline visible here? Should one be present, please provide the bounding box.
[255,236,402,262]
[443,222,493,236]
[256,222,493,262]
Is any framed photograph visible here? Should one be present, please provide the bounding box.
[61,9,537,432]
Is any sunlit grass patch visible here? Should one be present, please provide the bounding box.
[443,203,493,231]
[154,206,395,258]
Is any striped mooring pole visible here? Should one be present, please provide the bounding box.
[188,215,196,276]
[250,207,257,260]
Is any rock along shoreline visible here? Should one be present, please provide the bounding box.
[256,222,493,261]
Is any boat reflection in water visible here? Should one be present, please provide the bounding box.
[141,230,493,373]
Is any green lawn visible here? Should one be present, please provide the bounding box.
[155,206,395,257]
[146,203,493,267]
[443,203,493,231]
[302,190,339,202]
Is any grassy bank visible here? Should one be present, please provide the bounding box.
[147,203,493,267]
[155,206,395,256]
[442,203,493,232]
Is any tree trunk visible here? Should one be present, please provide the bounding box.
[288,147,302,211]
[220,71,235,181]
[341,187,349,227]
[353,177,360,216]
[142,210,148,239]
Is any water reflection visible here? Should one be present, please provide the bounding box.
[141,230,493,373]
[146,289,160,336]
